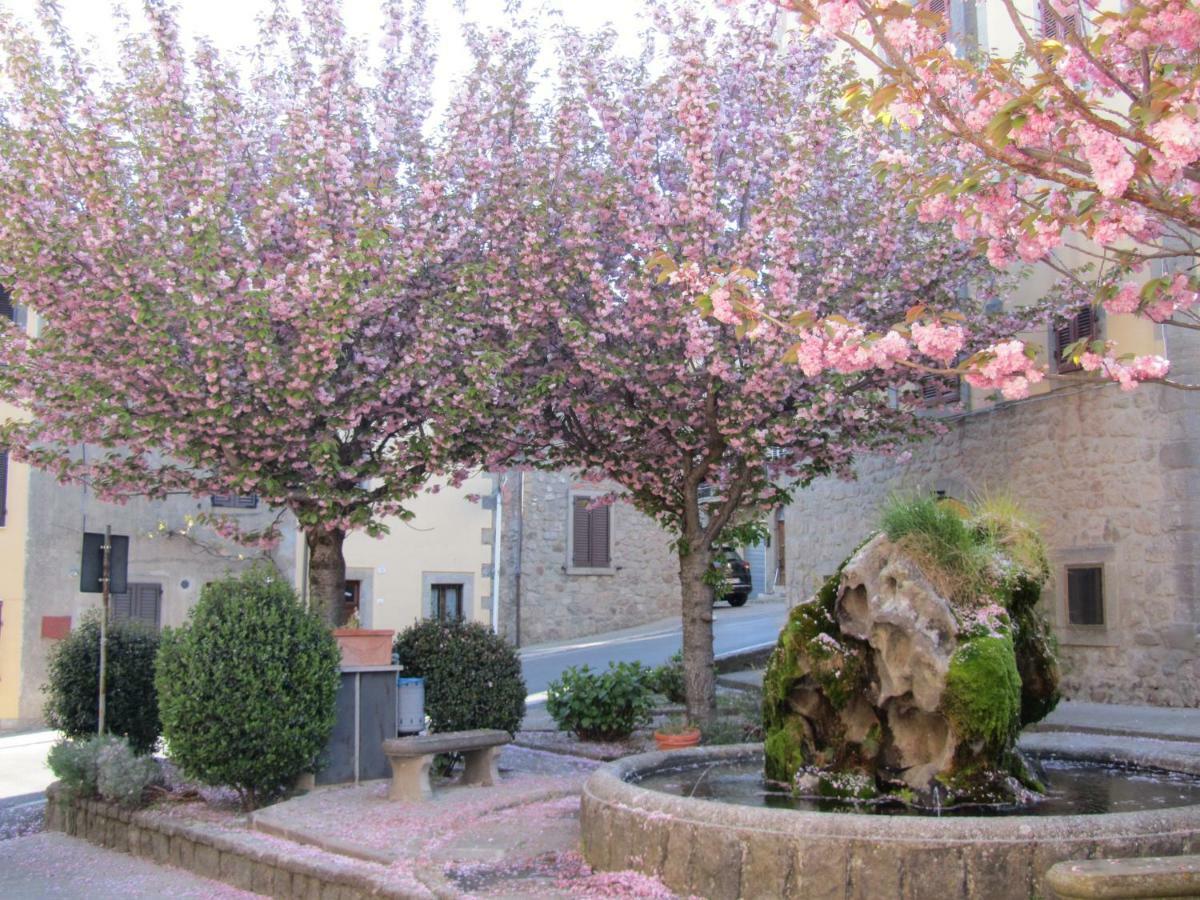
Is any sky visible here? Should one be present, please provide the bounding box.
[2,0,707,115]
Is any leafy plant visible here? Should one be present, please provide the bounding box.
[394,620,526,736]
[48,735,160,807]
[43,611,161,754]
[648,652,686,704]
[546,662,652,741]
[155,568,340,810]
[656,715,696,736]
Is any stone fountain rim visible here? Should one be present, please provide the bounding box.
[584,741,1200,843]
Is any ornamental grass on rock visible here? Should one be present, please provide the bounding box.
[762,495,1059,808]
[156,568,339,810]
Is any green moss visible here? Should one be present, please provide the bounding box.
[764,720,807,783]
[942,632,1022,750]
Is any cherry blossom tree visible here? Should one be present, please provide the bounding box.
[0,0,519,621]
[491,3,1033,719]
[765,0,1197,390]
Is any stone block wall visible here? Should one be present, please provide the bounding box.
[498,471,681,646]
[784,382,1199,708]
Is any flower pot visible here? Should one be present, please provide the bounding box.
[654,727,701,751]
[333,629,395,667]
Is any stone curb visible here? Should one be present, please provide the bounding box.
[580,743,1200,900]
[44,782,424,899]
[713,643,774,674]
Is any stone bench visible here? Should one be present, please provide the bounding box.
[1046,855,1200,898]
[381,729,510,802]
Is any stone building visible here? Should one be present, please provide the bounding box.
[783,327,1200,708]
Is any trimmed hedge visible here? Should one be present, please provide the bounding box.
[394,620,526,735]
[156,568,339,809]
[43,611,161,754]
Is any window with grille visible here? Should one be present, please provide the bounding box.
[1054,306,1099,373]
[1066,566,1104,626]
[211,494,259,509]
[571,496,611,569]
[917,373,962,409]
[1040,0,1081,40]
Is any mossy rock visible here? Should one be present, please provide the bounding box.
[764,719,807,784]
[941,632,1021,751]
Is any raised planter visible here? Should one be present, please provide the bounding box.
[333,628,394,667]
[580,744,1200,900]
[653,727,701,751]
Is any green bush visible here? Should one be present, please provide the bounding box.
[48,735,160,807]
[546,662,652,741]
[156,568,340,809]
[394,620,526,735]
[43,611,161,754]
[648,652,686,704]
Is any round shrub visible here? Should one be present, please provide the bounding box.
[648,651,686,704]
[44,611,161,754]
[546,662,652,741]
[155,568,339,809]
[394,620,526,735]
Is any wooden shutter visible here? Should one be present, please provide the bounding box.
[921,0,950,45]
[0,286,13,323]
[590,504,611,567]
[571,497,611,568]
[133,584,161,628]
[111,590,133,622]
[918,374,961,409]
[0,451,7,527]
[1056,306,1098,373]
[1040,1,1079,40]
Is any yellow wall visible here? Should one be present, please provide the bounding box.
[344,473,497,635]
[0,406,29,724]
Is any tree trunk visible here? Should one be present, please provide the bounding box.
[306,526,346,626]
[678,541,716,723]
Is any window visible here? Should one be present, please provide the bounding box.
[339,579,361,627]
[0,285,13,323]
[112,583,162,630]
[1066,566,1104,626]
[431,583,464,622]
[0,451,7,527]
[1054,306,1099,373]
[917,373,962,409]
[571,496,611,569]
[1040,0,1081,40]
[919,0,950,45]
[211,494,258,509]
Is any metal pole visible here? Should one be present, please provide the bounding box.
[98,524,110,735]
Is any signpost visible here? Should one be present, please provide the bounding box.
[98,525,111,734]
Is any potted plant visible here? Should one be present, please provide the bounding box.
[654,715,701,751]
[333,612,395,667]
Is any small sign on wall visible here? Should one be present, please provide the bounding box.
[41,616,71,640]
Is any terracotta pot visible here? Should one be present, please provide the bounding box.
[333,629,395,667]
[653,727,701,751]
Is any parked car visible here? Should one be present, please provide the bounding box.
[713,547,751,607]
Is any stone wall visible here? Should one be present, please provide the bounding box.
[784,381,1200,708]
[498,471,681,646]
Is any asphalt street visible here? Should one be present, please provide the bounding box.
[518,599,787,698]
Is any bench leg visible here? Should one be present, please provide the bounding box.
[460,747,500,787]
[387,754,433,802]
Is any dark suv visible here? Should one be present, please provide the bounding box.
[713,547,751,607]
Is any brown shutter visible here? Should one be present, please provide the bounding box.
[1056,306,1098,373]
[0,451,7,527]
[590,504,611,567]
[133,584,161,628]
[0,286,13,323]
[572,497,591,567]
[922,0,950,44]
[111,590,132,621]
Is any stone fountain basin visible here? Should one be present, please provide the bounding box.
[580,743,1200,900]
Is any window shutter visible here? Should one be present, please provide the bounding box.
[1056,305,1098,373]
[134,585,161,628]
[0,451,7,527]
[919,374,960,409]
[590,504,611,567]
[0,286,13,323]
[922,0,950,44]
[1040,1,1080,39]
[572,497,591,567]
[111,591,132,621]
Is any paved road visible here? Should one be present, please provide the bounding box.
[0,730,57,843]
[519,599,787,698]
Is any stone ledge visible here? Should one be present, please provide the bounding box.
[1047,854,1200,898]
[44,783,423,899]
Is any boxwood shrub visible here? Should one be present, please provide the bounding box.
[394,620,526,735]
[155,568,339,809]
[43,611,161,754]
